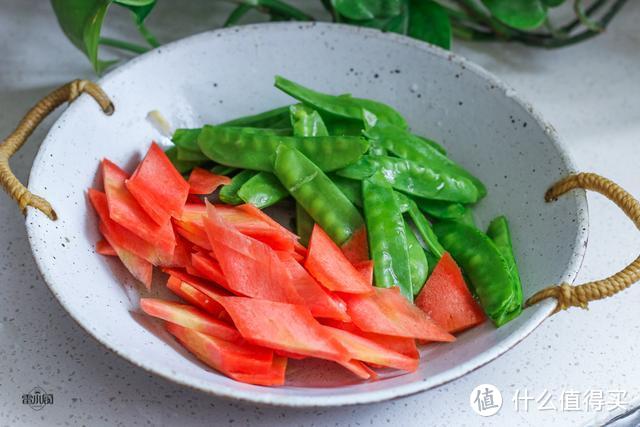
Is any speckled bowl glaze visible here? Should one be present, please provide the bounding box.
[25,22,588,406]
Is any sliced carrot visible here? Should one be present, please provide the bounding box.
[188,168,231,195]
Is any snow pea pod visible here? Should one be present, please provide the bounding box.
[237,172,288,208]
[337,155,480,203]
[405,223,429,297]
[325,117,364,136]
[296,202,314,246]
[172,128,202,153]
[486,215,523,308]
[395,192,445,258]
[330,175,363,207]
[290,104,329,137]
[364,121,486,198]
[165,147,200,174]
[220,105,293,129]
[210,165,236,176]
[433,221,522,327]
[177,147,209,162]
[198,125,369,172]
[363,172,413,300]
[273,144,364,245]
[410,196,466,220]
[219,170,257,205]
[275,75,408,129]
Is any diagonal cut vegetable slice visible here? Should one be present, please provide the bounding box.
[219,297,350,363]
[98,221,152,287]
[415,252,486,334]
[343,287,455,342]
[187,167,231,195]
[166,275,226,318]
[305,224,373,294]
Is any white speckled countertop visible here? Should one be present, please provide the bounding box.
[1,1,639,426]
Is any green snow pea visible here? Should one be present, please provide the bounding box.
[198,125,369,172]
[296,202,314,246]
[210,165,236,176]
[275,75,408,129]
[456,207,477,228]
[364,121,486,198]
[290,104,329,137]
[237,172,288,208]
[363,171,413,300]
[433,221,522,327]
[219,170,257,205]
[337,155,480,203]
[395,192,445,257]
[220,105,293,129]
[172,128,202,153]
[176,147,209,162]
[325,117,364,136]
[405,223,429,297]
[165,147,200,174]
[487,215,523,309]
[330,175,363,207]
[410,196,466,220]
[273,144,364,245]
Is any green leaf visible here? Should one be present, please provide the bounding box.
[408,0,451,49]
[332,0,404,21]
[51,0,111,72]
[481,0,547,30]
[242,0,313,21]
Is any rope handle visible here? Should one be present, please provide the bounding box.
[0,80,113,220]
[526,172,640,314]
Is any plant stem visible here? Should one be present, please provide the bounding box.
[99,37,149,54]
[573,0,604,32]
[225,4,253,26]
[137,21,160,47]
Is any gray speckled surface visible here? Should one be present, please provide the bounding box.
[1,1,639,426]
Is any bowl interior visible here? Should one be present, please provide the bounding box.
[26,22,588,406]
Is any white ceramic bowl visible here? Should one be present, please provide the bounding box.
[25,22,588,406]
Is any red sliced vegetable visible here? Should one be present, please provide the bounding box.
[323,325,418,372]
[189,252,228,288]
[340,226,369,265]
[99,221,152,287]
[338,359,374,380]
[141,298,240,342]
[166,322,273,375]
[305,224,373,294]
[166,275,226,318]
[415,252,487,334]
[279,253,350,321]
[126,143,189,225]
[237,204,303,252]
[95,239,116,256]
[188,168,231,195]
[354,260,374,285]
[102,159,176,258]
[227,355,287,386]
[219,297,349,362]
[204,204,303,304]
[174,220,211,251]
[321,319,419,359]
[343,287,455,342]
[90,189,173,266]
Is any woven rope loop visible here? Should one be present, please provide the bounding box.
[0,80,113,220]
[526,172,640,314]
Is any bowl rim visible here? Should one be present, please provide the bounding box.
[25,21,589,407]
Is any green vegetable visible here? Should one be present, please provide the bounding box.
[486,215,523,310]
[331,175,363,207]
[176,147,209,162]
[337,155,480,203]
[219,170,257,205]
[433,221,522,326]
[410,197,466,220]
[220,105,293,129]
[325,117,365,136]
[363,172,412,300]
[395,192,445,257]
[296,202,314,246]
[172,128,202,153]
[364,121,485,198]
[275,75,407,129]
[164,147,200,174]
[210,165,236,176]
[290,104,329,137]
[198,125,369,172]
[405,223,429,296]
[237,172,289,208]
[273,144,364,245]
